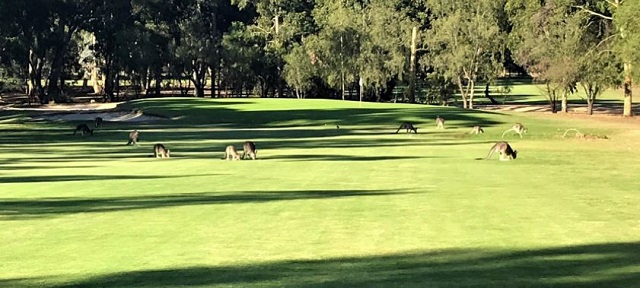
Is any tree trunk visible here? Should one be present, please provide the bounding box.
[27,49,45,105]
[623,63,633,117]
[468,80,475,109]
[209,67,216,98]
[154,73,162,97]
[46,46,65,103]
[407,26,418,103]
[561,91,568,113]
[194,85,205,98]
[587,98,594,115]
[91,66,101,94]
[456,76,468,109]
[484,83,498,104]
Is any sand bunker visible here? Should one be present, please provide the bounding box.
[32,110,167,122]
[0,102,167,122]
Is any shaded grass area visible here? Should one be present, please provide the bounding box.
[3,242,639,288]
[0,190,407,220]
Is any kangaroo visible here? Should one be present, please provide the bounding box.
[127,130,139,146]
[95,117,103,128]
[435,116,445,129]
[469,125,484,135]
[73,123,94,136]
[242,141,257,160]
[153,143,170,158]
[502,123,527,138]
[485,141,517,161]
[222,145,241,161]
[395,122,418,134]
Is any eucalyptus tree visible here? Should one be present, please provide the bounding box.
[573,0,640,116]
[304,0,362,100]
[358,1,415,102]
[614,0,640,116]
[301,0,415,101]
[0,0,56,102]
[232,0,316,97]
[424,0,505,109]
[0,1,29,94]
[220,23,264,96]
[575,8,622,115]
[174,0,242,98]
[83,0,136,101]
[40,0,98,103]
[507,0,585,113]
[283,43,315,98]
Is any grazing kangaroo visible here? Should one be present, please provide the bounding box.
[469,125,484,135]
[485,141,517,161]
[242,141,257,160]
[223,145,241,161]
[395,122,418,134]
[127,130,139,146]
[73,123,94,136]
[94,117,103,128]
[153,143,170,158]
[502,123,527,138]
[435,116,445,129]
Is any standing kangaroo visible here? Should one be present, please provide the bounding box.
[127,130,139,146]
[435,116,445,129]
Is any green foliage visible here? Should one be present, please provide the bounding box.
[283,44,315,98]
[424,0,505,108]
[507,0,587,110]
[614,0,640,80]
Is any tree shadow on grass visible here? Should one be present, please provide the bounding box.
[0,174,216,184]
[5,242,638,288]
[261,154,440,162]
[0,189,411,220]
[119,99,506,128]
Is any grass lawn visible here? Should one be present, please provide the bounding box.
[1,98,639,287]
[477,78,640,106]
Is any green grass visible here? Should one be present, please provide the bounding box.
[1,98,639,287]
[478,78,640,106]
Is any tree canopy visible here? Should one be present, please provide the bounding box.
[1,0,639,115]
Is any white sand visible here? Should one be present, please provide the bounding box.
[2,102,166,122]
[32,110,165,122]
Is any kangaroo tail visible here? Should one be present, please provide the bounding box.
[485,147,496,160]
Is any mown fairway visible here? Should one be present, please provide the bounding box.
[1,98,639,287]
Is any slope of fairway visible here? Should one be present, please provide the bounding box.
[1,98,639,287]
